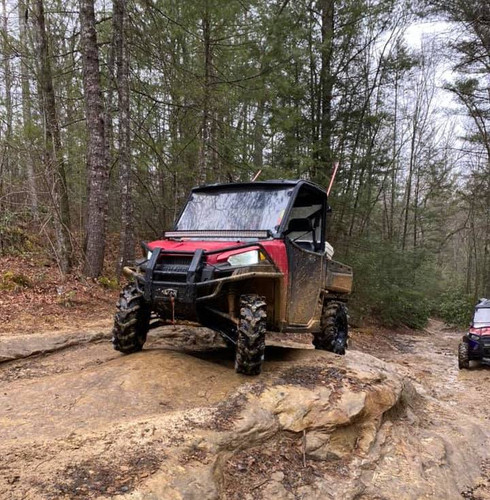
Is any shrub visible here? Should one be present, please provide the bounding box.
[98,276,119,290]
[0,226,34,256]
[436,289,474,327]
[344,237,437,329]
[0,211,38,256]
[0,271,32,291]
[380,289,431,329]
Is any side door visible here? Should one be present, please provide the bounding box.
[285,186,327,326]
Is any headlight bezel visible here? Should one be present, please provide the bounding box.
[227,249,260,267]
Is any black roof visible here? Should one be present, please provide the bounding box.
[192,179,327,196]
[476,298,490,309]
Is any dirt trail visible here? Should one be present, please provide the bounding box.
[1,320,489,499]
[352,319,490,499]
[353,319,490,420]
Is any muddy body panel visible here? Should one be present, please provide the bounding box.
[325,260,353,295]
[286,239,325,327]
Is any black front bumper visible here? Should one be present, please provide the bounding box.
[132,246,281,322]
[466,335,490,361]
[144,247,202,302]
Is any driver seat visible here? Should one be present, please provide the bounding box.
[286,218,316,252]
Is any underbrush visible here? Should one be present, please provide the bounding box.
[0,211,39,257]
[0,271,32,291]
[435,289,474,328]
[343,238,438,329]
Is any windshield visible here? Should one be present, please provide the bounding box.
[474,308,490,328]
[176,188,292,232]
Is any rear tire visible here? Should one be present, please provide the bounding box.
[313,301,348,355]
[112,284,151,354]
[458,341,470,370]
[235,295,267,376]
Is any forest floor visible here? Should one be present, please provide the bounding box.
[1,256,490,498]
[0,255,118,336]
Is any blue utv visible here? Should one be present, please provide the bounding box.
[458,298,490,369]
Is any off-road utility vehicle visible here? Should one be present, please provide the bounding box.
[458,298,490,369]
[112,179,353,375]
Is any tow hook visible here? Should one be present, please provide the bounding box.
[163,289,177,299]
[163,289,177,327]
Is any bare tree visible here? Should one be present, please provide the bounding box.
[19,0,39,219]
[34,0,72,273]
[198,0,218,183]
[80,0,109,277]
[114,0,134,276]
[319,0,335,181]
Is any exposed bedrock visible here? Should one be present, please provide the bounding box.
[0,328,488,499]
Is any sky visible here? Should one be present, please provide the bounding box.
[404,19,468,144]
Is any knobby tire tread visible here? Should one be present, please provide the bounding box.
[112,284,150,354]
[458,341,470,370]
[313,301,349,355]
[235,294,267,376]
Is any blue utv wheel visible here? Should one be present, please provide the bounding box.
[458,341,470,370]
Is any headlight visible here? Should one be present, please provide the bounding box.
[227,250,260,267]
[468,333,480,341]
[147,251,152,261]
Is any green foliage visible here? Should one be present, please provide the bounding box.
[0,0,484,331]
[0,271,32,291]
[381,290,431,329]
[0,211,37,256]
[98,276,119,290]
[0,228,32,257]
[435,289,474,328]
[347,238,437,329]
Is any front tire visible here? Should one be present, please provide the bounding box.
[112,284,151,354]
[313,301,348,355]
[458,341,470,370]
[235,295,267,376]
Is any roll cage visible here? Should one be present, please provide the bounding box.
[173,179,330,245]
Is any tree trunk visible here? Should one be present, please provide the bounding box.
[413,162,421,249]
[34,0,72,273]
[390,74,399,241]
[2,0,12,181]
[198,2,213,183]
[319,0,334,183]
[80,0,109,277]
[253,96,265,170]
[402,103,418,251]
[114,0,134,276]
[19,0,39,219]
[308,1,319,176]
[485,173,490,296]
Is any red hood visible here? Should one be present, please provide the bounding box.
[147,238,288,281]
[148,239,236,253]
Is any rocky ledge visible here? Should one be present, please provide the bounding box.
[0,328,488,499]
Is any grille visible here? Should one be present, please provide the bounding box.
[153,254,193,283]
[158,254,193,266]
[483,339,490,356]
